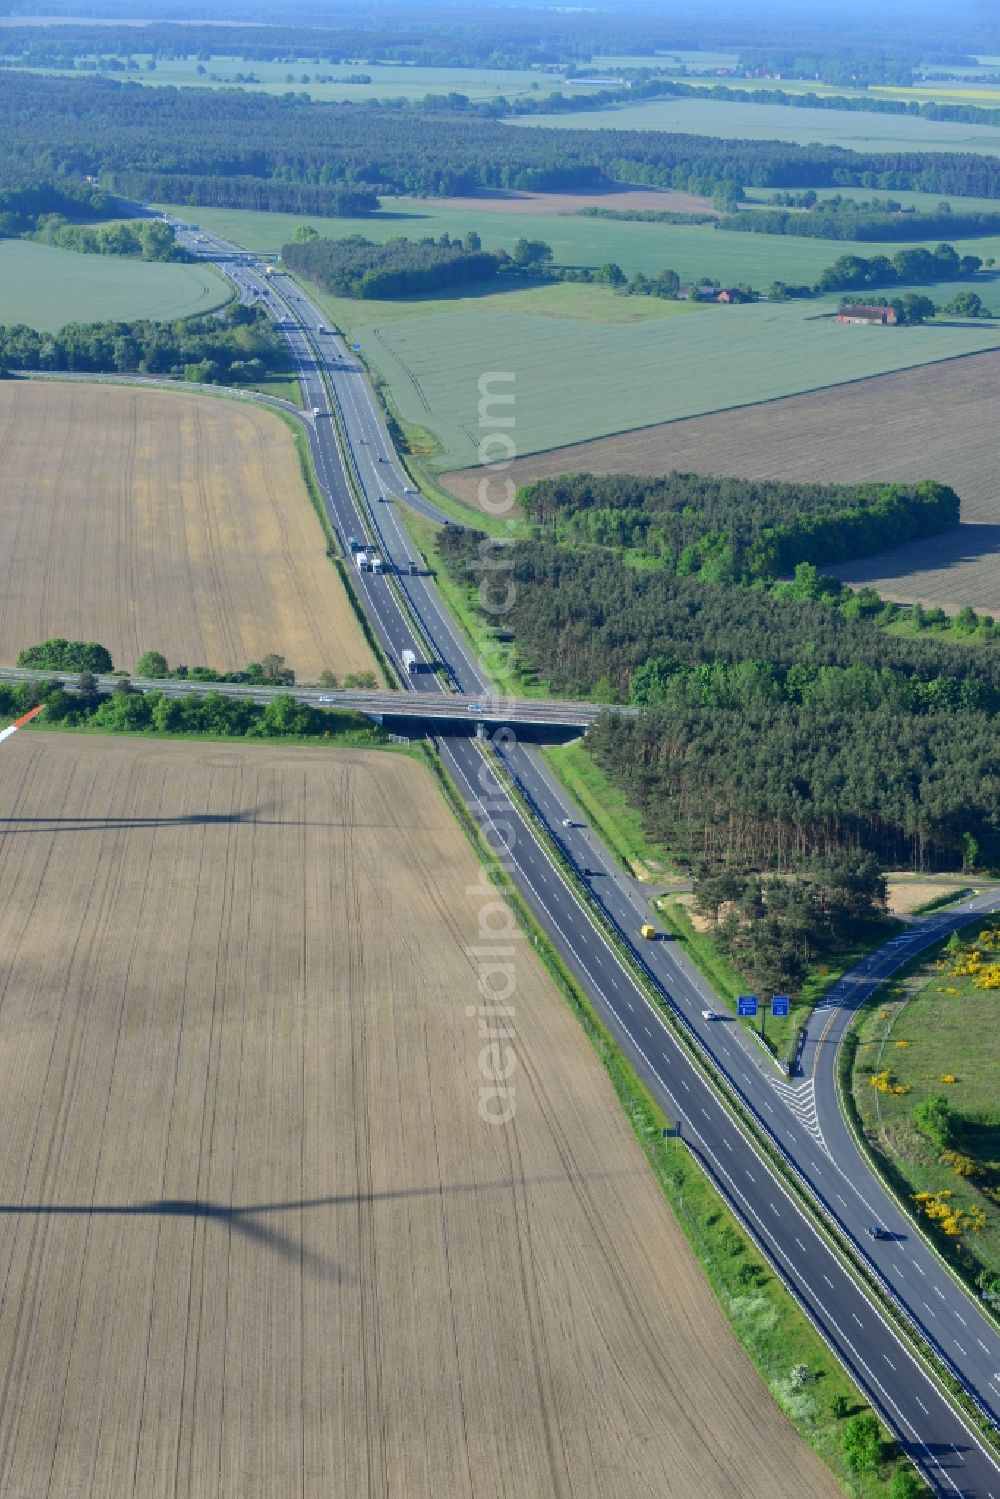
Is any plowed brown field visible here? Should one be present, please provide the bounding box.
[0,733,840,1499]
[0,381,379,681]
[444,350,1000,613]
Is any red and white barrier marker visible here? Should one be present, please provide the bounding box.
[0,704,45,745]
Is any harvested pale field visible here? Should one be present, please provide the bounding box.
[407,186,716,215]
[0,380,379,681]
[885,876,974,915]
[444,349,1000,613]
[0,731,842,1499]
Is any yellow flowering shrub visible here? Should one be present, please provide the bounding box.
[912,1190,986,1237]
[868,1068,910,1097]
[940,1150,978,1179]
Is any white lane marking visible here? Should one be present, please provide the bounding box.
[955,1312,967,1327]
[426,607,1000,1499]
[955,1342,967,1357]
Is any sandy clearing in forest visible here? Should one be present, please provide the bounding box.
[0,380,379,681]
[0,732,841,1499]
[442,349,1000,613]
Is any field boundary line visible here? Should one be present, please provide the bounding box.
[437,339,1000,473]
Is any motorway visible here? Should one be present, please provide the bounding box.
[169,218,1000,1492]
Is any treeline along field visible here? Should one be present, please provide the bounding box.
[520,472,959,582]
[281,232,500,298]
[0,303,291,382]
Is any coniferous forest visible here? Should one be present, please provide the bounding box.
[438,482,1000,876]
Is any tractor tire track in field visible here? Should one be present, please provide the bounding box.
[0,382,379,683]
[0,736,842,1499]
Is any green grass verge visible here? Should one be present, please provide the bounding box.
[846,918,1000,1294]
[401,509,544,696]
[241,373,302,406]
[425,741,931,1499]
[543,738,677,881]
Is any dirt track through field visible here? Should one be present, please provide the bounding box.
[0,733,840,1499]
[0,381,379,680]
[444,349,1000,613]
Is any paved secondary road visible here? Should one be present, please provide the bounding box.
[162,219,1000,1491]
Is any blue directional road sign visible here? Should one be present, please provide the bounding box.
[737,994,759,1018]
[351,343,362,351]
[771,994,791,1018]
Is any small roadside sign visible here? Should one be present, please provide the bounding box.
[351,342,362,351]
[771,995,791,1018]
[737,994,759,1018]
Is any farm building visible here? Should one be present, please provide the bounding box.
[837,304,898,325]
[717,287,752,304]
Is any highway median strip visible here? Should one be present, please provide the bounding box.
[425,740,939,1498]
[482,740,1000,1468]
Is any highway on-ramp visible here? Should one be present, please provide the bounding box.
[165,218,1000,1493]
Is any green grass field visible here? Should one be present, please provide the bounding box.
[158,199,1000,296]
[26,57,566,104]
[341,297,1000,470]
[307,278,702,335]
[743,184,1000,214]
[0,239,230,330]
[509,95,1000,153]
[850,920,1000,1283]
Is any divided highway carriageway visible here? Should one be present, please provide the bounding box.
[151,217,1000,1494]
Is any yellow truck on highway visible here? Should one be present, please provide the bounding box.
[640,923,657,940]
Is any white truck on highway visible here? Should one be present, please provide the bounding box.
[371,555,385,574]
[402,649,418,674]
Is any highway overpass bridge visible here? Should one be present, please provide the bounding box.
[0,669,617,737]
